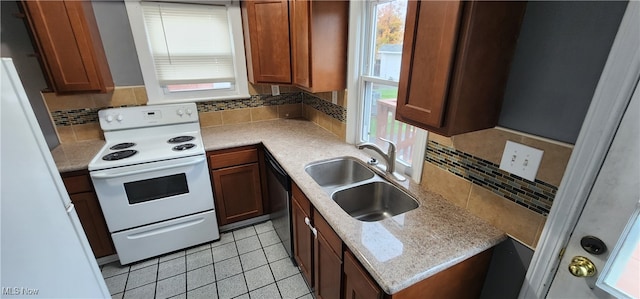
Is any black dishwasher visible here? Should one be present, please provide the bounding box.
[265,149,294,263]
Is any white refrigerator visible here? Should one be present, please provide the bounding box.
[1,58,110,298]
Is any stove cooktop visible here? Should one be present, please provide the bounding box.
[89,132,205,171]
[88,103,206,171]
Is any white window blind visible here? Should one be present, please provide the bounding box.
[141,2,235,86]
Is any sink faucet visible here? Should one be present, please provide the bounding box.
[357,137,406,181]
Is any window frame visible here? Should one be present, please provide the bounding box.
[346,0,427,183]
[125,0,250,104]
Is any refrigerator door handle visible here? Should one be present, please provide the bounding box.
[65,203,75,213]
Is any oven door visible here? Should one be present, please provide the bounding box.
[90,155,214,232]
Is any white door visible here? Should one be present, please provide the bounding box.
[546,73,640,298]
[519,3,639,298]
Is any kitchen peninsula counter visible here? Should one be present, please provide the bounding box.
[52,118,505,295]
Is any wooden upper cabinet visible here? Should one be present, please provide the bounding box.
[396,1,526,136]
[291,0,310,88]
[291,0,348,92]
[21,0,113,94]
[241,0,348,92]
[242,0,292,84]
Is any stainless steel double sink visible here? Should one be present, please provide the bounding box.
[305,157,419,222]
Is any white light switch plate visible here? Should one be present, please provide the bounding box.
[271,85,280,96]
[499,141,544,181]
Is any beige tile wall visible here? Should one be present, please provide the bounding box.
[43,86,148,143]
[45,84,345,143]
[420,128,573,249]
[251,83,348,140]
[309,89,348,108]
[450,128,573,186]
[303,104,347,141]
[248,83,302,96]
[197,103,304,127]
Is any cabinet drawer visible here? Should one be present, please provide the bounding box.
[314,209,342,258]
[62,175,93,194]
[209,148,258,169]
[292,183,311,217]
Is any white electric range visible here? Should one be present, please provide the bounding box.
[88,103,219,265]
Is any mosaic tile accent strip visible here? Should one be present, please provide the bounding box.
[52,107,110,126]
[425,140,556,216]
[196,93,302,112]
[50,93,304,126]
[50,92,346,126]
[302,93,347,122]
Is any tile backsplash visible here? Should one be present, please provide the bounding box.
[421,129,573,248]
[44,85,348,143]
[426,140,556,216]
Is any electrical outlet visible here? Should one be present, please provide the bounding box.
[271,85,280,96]
[499,141,544,181]
[331,91,338,104]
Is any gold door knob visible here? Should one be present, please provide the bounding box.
[568,256,597,277]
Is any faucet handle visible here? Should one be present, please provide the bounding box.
[378,137,396,153]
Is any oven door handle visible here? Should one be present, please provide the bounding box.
[91,156,205,179]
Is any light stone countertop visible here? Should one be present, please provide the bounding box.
[51,140,105,173]
[52,118,506,294]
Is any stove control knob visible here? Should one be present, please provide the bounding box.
[186,109,193,116]
[106,115,114,123]
[177,109,184,116]
[116,114,124,122]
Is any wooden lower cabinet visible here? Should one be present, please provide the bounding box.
[208,145,267,226]
[292,181,496,299]
[211,163,263,225]
[61,171,115,258]
[314,209,343,299]
[292,183,314,287]
[343,250,382,299]
[293,182,343,296]
[388,248,493,299]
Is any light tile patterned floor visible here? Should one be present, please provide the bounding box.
[101,220,313,299]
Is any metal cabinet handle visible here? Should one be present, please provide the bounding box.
[310,226,317,238]
[304,216,318,238]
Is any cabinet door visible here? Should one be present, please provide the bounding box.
[290,0,348,93]
[211,163,264,225]
[70,192,115,258]
[290,0,311,88]
[314,211,343,299]
[396,1,526,136]
[241,0,292,84]
[21,0,113,93]
[343,250,382,299]
[292,190,313,287]
[396,0,462,129]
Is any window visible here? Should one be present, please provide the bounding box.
[598,207,640,299]
[347,0,427,182]
[126,0,249,104]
